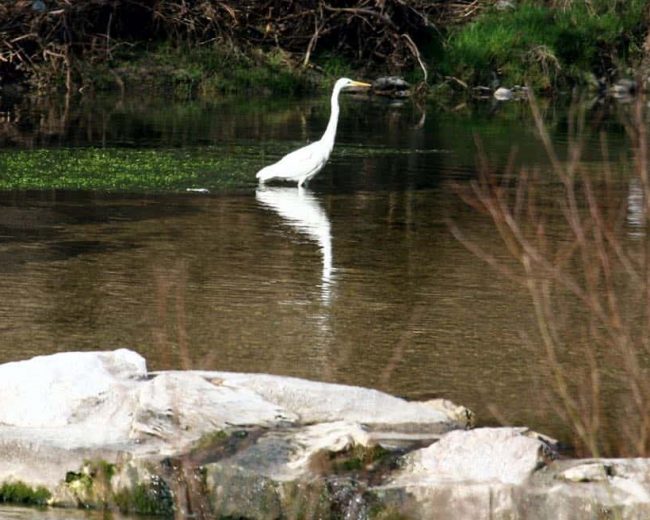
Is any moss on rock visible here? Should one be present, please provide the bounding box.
[113,478,174,516]
[0,481,51,506]
[64,459,117,508]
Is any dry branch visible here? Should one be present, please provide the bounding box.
[454,94,650,457]
[0,0,489,90]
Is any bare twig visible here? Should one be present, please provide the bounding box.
[402,33,428,82]
[453,94,650,456]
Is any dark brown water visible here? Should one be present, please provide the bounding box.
[0,91,639,449]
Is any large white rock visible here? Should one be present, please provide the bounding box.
[287,421,372,473]
[0,348,145,428]
[393,427,555,486]
[3,350,650,519]
[130,372,297,448]
[0,349,469,466]
[200,371,463,431]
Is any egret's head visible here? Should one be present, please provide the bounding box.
[336,78,372,91]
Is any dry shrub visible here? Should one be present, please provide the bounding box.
[452,94,650,457]
[0,0,487,90]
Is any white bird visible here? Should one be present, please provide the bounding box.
[256,78,371,187]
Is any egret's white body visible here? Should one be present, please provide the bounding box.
[256,78,371,187]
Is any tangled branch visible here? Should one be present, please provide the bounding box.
[0,0,487,90]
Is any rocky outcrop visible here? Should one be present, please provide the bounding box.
[1,350,650,519]
[0,350,469,516]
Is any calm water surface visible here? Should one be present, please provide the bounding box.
[0,91,638,450]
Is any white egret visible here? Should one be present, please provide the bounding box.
[256,78,371,187]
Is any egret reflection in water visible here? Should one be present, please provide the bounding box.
[255,187,333,303]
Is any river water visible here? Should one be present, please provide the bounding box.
[0,89,641,465]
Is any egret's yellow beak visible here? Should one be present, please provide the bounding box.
[350,80,372,88]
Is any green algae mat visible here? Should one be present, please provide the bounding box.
[0,143,434,192]
[0,146,262,192]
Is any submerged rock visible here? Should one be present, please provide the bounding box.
[495,0,516,10]
[371,76,411,97]
[610,78,638,104]
[611,78,637,97]
[493,85,529,101]
[494,87,514,101]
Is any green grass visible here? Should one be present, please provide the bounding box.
[0,481,51,506]
[113,480,174,516]
[318,53,356,80]
[0,147,261,192]
[100,43,313,97]
[440,0,647,89]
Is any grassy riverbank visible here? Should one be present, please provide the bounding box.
[440,0,648,92]
[1,1,647,97]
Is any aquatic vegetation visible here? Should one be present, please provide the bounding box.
[309,443,394,478]
[370,506,416,520]
[331,444,392,474]
[0,134,431,193]
[64,470,93,491]
[0,147,260,192]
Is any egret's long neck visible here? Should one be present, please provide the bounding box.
[321,85,342,147]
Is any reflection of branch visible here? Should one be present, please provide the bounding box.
[413,103,426,130]
[153,262,193,370]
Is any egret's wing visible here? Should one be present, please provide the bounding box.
[256,141,327,182]
[276,141,322,165]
